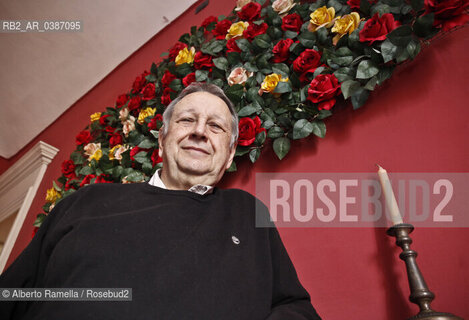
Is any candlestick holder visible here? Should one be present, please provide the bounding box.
[386,223,462,320]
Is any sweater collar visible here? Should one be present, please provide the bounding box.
[148,169,213,195]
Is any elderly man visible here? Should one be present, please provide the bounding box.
[0,83,321,319]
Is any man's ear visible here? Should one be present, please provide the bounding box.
[158,126,164,158]
[225,142,237,170]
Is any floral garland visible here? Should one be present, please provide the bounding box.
[36,0,468,230]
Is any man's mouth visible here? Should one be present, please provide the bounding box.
[182,146,210,154]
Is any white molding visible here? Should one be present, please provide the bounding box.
[0,141,59,272]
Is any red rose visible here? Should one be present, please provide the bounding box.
[424,0,469,31]
[128,96,142,111]
[130,146,148,161]
[151,149,163,166]
[238,116,264,146]
[212,20,232,40]
[161,87,174,106]
[64,179,77,191]
[95,174,113,184]
[161,70,177,88]
[194,52,214,70]
[359,13,400,44]
[272,39,294,63]
[182,72,196,87]
[141,83,156,100]
[76,130,92,145]
[347,0,361,9]
[243,22,268,41]
[99,114,110,126]
[132,71,149,93]
[226,38,242,53]
[32,227,39,239]
[237,2,262,21]
[80,174,96,187]
[105,126,115,134]
[148,114,163,130]
[201,16,218,28]
[293,49,322,74]
[61,160,76,178]
[116,94,128,108]
[282,13,303,33]
[109,132,123,147]
[307,74,341,110]
[169,42,187,60]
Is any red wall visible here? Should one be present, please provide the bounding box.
[2,1,468,319]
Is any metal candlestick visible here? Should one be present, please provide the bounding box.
[386,223,462,320]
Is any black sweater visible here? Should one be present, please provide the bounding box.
[0,183,321,319]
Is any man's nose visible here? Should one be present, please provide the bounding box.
[191,120,207,139]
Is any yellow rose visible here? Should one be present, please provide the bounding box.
[109,144,128,161]
[45,187,61,203]
[259,73,289,95]
[89,149,102,162]
[332,12,361,45]
[175,47,195,66]
[137,107,156,124]
[90,112,101,122]
[309,6,336,32]
[226,21,249,40]
[84,143,102,162]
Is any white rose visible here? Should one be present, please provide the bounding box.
[119,107,129,121]
[114,145,129,161]
[122,116,136,137]
[84,143,101,157]
[272,0,296,17]
[227,67,253,86]
[235,0,251,11]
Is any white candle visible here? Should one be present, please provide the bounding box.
[377,165,403,225]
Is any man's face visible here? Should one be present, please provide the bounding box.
[158,91,236,186]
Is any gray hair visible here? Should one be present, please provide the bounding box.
[161,82,239,148]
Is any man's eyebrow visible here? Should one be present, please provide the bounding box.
[175,108,230,124]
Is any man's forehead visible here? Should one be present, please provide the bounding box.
[173,92,231,118]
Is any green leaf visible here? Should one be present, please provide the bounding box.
[313,67,325,78]
[150,63,158,74]
[293,119,313,139]
[410,0,424,11]
[133,151,149,164]
[356,60,379,79]
[271,63,290,78]
[351,87,369,110]
[311,121,326,138]
[169,79,183,92]
[138,139,155,149]
[249,148,261,163]
[333,67,354,82]
[268,126,284,138]
[370,4,391,15]
[33,214,47,227]
[160,51,169,57]
[125,171,144,182]
[255,131,266,145]
[235,146,251,157]
[381,39,398,63]
[360,0,371,15]
[254,34,271,49]
[273,137,291,160]
[238,105,259,117]
[79,166,93,175]
[225,84,245,103]
[227,52,241,66]
[318,109,333,119]
[273,81,292,94]
[298,31,316,48]
[413,13,435,38]
[406,39,421,59]
[236,39,252,52]
[377,66,394,85]
[284,30,298,39]
[52,180,61,192]
[150,130,159,139]
[341,80,361,99]
[364,76,378,91]
[112,166,124,179]
[316,27,329,45]
[70,151,85,165]
[195,70,209,81]
[387,26,413,47]
[142,161,153,175]
[201,40,225,55]
[213,57,229,71]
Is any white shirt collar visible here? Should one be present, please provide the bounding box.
[148,169,213,195]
